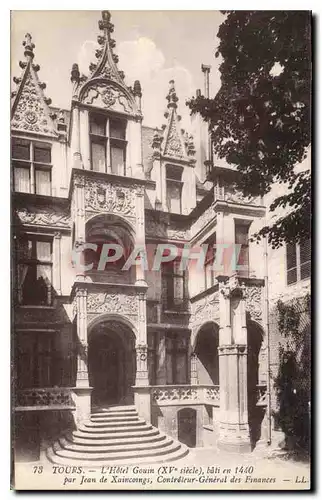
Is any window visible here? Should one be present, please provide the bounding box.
[165,333,188,384]
[12,138,52,195]
[166,165,183,213]
[90,114,127,175]
[235,221,250,277]
[162,259,186,310]
[204,233,216,289]
[286,239,311,285]
[16,236,53,305]
[16,332,56,388]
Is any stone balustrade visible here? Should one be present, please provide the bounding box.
[151,384,220,407]
[15,387,75,410]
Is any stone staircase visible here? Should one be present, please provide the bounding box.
[46,405,189,465]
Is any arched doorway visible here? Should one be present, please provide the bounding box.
[178,408,197,448]
[88,319,136,407]
[194,322,219,385]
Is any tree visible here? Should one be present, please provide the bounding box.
[187,11,311,248]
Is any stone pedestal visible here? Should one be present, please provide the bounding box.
[72,387,93,425]
[217,344,251,453]
[217,275,251,453]
[133,386,151,423]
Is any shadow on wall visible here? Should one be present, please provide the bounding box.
[247,319,265,450]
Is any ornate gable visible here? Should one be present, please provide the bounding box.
[11,34,58,137]
[72,11,141,118]
[162,80,195,160]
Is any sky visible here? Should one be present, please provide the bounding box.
[11,10,224,130]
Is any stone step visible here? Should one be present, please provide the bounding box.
[66,432,166,447]
[58,435,172,453]
[81,419,147,431]
[90,415,140,423]
[46,443,189,466]
[92,405,136,413]
[91,411,138,419]
[72,426,159,440]
[53,440,183,461]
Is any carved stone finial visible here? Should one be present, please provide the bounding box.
[22,33,35,60]
[166,79,179,109]
[133,80,142,97]
[152,129,162,149]
[71,63,80,83]
[99,10,114,32]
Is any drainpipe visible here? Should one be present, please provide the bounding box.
[263,199,272,445]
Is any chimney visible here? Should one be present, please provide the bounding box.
[201,64,211,98]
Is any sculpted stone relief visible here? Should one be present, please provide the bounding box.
[15,206,71,228]
[145,213,189,241]
[244,285,263,323]
[190,291,219,332]
[163,113,185,158]
[85,180,137,218]
[87,292,138,316]
[11,72,56,136]
[82,83,133,114]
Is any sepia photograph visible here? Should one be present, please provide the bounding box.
[10,9,311,490]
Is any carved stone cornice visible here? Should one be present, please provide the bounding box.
[218,344,248,356]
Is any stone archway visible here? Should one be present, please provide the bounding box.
[194,322,219,385]
[88,318,136,408]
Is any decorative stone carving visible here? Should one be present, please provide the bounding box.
[82,84,133,114]
[219,275,246,299]
[204,386,220,405]
[164,113,185,158]
[16,388,74,408]
[152,386,198,403]
[15,206,71,228]
[85,180,137,217]
[11,71,57,136]
[145,213,189,240]
[191,291,219,331]
[87,292,138,316]
[256,384,268,406]
[244,285,263,323]
[225,185,258,206]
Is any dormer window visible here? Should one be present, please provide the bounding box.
[90,113,127,176]
[12,138,52,195]
[166,164,183,214]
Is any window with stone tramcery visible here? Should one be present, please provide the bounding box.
[286,239,311,285]
[161,258,186,311]
[12,137,52,195]
[90,113,127,176]
[16,236,53,306]
[166,165,183,214]
[149,333,189,385]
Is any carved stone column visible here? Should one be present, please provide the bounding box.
[190,351,198,385]
[75,288,89,386]
[72,105,83,169]
[136,289,148,384]
[73,287,92,424]
[74,174,86,242]
[53,232,62,295]
[156,332,167,385]
[217,276,251,452]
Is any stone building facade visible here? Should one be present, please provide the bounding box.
[12,12,310,462]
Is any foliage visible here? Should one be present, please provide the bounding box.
[187,11,311,247]
[273,295,311,451]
